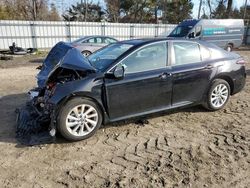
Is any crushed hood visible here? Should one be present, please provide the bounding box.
[37,42,95,88]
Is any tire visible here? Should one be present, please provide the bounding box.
[226,44,233,52]
[57,97,102,141]
[81,50,91,57]
[203,79,231,111]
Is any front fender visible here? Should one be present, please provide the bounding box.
[47,77,107,117]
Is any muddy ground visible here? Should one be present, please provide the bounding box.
[0,51,250,188]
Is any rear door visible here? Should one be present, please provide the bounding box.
[171,41,215,105]
[104,41,172,120]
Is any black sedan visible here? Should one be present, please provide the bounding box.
[18,39,246,142]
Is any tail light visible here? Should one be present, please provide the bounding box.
[236,59,246,65]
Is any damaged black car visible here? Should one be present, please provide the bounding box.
[16,39,246,144]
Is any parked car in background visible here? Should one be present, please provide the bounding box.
[71,35,118,56]
[18,39,246,143]
[168,19,244,51]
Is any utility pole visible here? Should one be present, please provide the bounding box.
[32,0,37,21]
[198,0,202,19]
[84,0,88,22]
[61,0,65,13]
[155,0,158,24]
[243,0,248,20]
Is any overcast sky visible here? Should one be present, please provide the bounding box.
[50,0,248,19]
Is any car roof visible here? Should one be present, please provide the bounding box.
[118,38,202,46]
[79,35,116,39]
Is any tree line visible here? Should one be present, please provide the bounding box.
[0,0,249,24]
[0,0,60,21]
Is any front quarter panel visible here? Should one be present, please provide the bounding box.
[47,74,106,115]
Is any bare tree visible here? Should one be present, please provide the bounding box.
[226,0,233,17]
[2,0,60,20]
[207,0,212,18]
[105,0,120,22]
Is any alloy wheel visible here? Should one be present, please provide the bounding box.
[66,104,98,137]
[210,84,229,108]
[82,51,91,57]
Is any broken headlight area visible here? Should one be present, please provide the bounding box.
[16,80,57,146]
[16,67,88,146]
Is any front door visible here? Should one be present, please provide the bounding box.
[104,41,172,120]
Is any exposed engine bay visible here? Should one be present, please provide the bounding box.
[16,68,89,145]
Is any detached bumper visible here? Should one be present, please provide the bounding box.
[16,101,56,146]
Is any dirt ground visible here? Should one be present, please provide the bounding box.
[0,50,250,188]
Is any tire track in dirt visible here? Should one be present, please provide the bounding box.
[1,56,250,188]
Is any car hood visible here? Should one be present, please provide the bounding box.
[37,42,95,88]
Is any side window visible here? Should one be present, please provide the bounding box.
[195,26,202,37]
[96,37,102,43]
[173,42,201,65]
[104,38,117,44]
[120,42,168,74]
[86,38,95,43]
[85,37,102,43]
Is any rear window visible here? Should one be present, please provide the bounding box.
[173,42,201,65]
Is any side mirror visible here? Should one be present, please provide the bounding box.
[188,32,195,39]
[113,65,125,79]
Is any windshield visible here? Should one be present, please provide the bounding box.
[88,43,134,70]
[168,26,193,37]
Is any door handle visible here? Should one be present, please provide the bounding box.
[205,64,213,69]
[159,72,172,79]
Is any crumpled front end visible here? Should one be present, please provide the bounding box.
[16,41,95,145]
[16,88,57,145]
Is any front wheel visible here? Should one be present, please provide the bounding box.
[203,79,230,111]
[57,98,102,141]
[81,50,91,57]
[226,44,233,52]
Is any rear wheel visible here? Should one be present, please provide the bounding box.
[81,50,91,57]
[203,79,230,111]
[57,98,102,141]
[226,44,233,52]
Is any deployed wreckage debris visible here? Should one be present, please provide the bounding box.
[9,42,37,55]
[0,55,13,60]
[16,87,57,145]
[15,42,94,145]
[16,101,55,146]
[0,43,36,62]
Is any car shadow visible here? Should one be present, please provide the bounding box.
[102,105,208,129]
[0,92,210,147]
[235,48,250,51]
[246,69,250,76]
[29,58,44,63]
